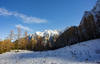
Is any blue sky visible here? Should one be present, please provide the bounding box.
[0,0,97,40]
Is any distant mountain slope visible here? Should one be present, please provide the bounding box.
[0,39,100,64]
[28,30,62,39]
[54,0,100,49]
[28,30,62,45]
[28,26,70,42]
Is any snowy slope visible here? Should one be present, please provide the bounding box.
[0,39,100,64]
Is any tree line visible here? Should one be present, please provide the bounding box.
[0,27,59,54]
[0,14,100,54]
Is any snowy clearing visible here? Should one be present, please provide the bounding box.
[0,39,100,64]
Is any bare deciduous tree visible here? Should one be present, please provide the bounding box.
[9,30,14,50]
[17,28,21,51]
[25,31,28,49]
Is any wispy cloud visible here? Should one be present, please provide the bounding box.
[0,8,47,23]
[15,24,33,32]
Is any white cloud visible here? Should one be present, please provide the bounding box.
[15,24,33,32]
[0,8,47,23]
[0,8,12,16]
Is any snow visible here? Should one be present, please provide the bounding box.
[35,31,43,36]
[28,29,62,40]
[36,30,62,36]
[0,39,100,64]
[80,0,100,25]
[90,0,100,22]
[91,0,100,15]
[28,27,71,40]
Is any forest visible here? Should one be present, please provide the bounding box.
[0,13,100,54]
[0,28,58,54]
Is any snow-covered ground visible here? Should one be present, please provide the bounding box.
[0,39,100,64]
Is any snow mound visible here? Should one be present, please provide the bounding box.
[0,39,100,64]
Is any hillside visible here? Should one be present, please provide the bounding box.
[0,39,100,64]
[54,0,100,49]
[0,1,100,64]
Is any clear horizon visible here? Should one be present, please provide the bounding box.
[0,0,97,40]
